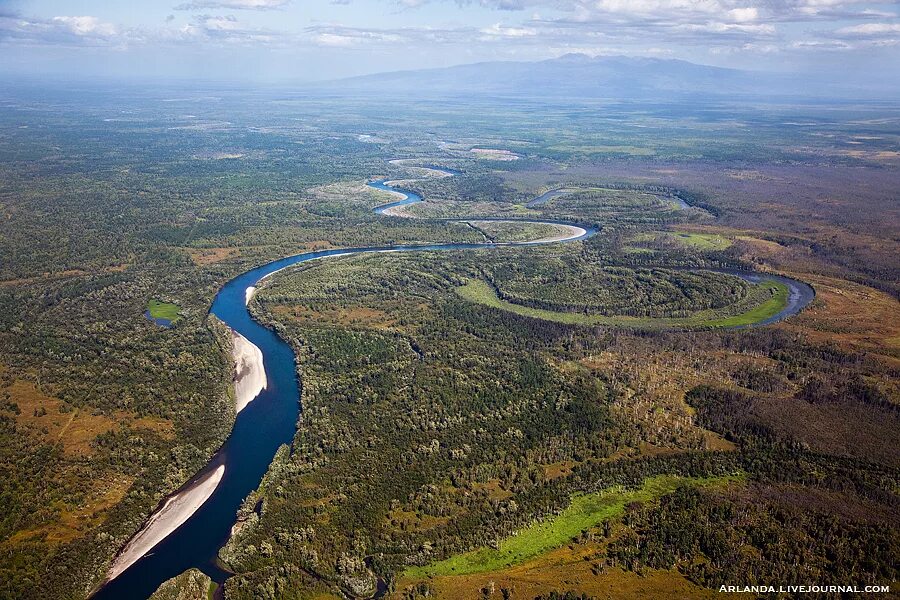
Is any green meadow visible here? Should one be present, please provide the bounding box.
[146,299,181,323]
[456,278,788,329]
[406,474,741,578]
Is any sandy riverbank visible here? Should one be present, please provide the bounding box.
[232,330,267,414]
[245,286,256,305]
[105,464,226,583]
[381,203,416,217]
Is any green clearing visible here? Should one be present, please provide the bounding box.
[468,220,570,243]
[547,144,656,156]
[671,231,733,250]
[455,278,789,329]
[146,299,181,323]
[406,474,741,578]
[628,231,732,251]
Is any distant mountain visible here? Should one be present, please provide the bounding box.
[317,54,874,100]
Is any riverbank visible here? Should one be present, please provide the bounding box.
[231,330,267,414]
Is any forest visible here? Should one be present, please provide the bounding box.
[0,83,897,599]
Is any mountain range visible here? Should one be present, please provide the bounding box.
[319,54,889,100]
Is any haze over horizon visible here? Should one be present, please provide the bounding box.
[1,0,899,85]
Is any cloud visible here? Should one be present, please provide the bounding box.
[51,16,118,37]
[479,23,537,37]
[0,13,123,46]
[820,21,900,47]
[307,25,405,46]
[0,0,897,72]
[173,0,290,10]
[791,39,851,49]
[728,7,758,22]
[834,22,900,37]
[175,13,286,43]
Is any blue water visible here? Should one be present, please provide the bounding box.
[144,311,173,328]
[721,269,816,327]
[94,165,811,599]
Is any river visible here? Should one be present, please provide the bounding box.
[92,164,811,599]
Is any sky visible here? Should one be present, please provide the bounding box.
[1,0,899,82]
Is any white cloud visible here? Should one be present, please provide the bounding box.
[173,0,290,10]
[479,23,537,37]
[308,26,404,47]
[727,7,758,22]
[792,39,852,49]
[835,22,900,36]
[51,16,118,37]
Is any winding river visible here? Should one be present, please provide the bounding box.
[92,164,813,599]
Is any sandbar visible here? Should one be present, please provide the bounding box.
[232,330,267,414]
[105,464,225,583]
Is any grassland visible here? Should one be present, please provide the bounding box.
[670,232,733,250]
[467,220,574,243]
[456,278,789,329]
[146,299,181,323]
[627,231,732,252]
[405,474,740,579]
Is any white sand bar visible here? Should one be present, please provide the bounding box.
[245,286,256,305]
[381,203,416,218]
[232,330,267,414]
[105,464,225,583]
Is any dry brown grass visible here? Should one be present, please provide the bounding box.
[394,548,718,600]
[472,479,514,501]
[386,508,450,533]
[776,273,900,357]
[0,264,129,287]
[187,246,242,266]
[3,475,134,546]
[543,461,577,481]
[6,379,173,457]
